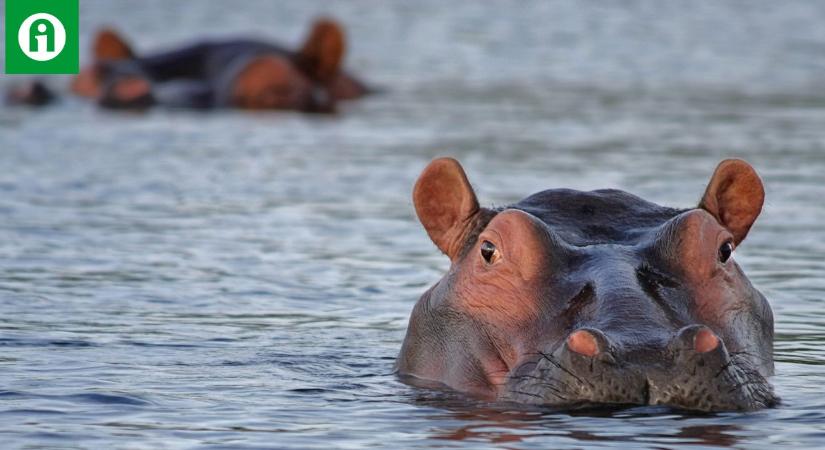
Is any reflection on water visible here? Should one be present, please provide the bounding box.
[408,390,751,447]
[1,0,825,448]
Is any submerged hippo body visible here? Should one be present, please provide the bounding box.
[7,18,368,112]
[398,158,776,412]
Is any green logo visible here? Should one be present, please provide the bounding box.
[5,0,79,74]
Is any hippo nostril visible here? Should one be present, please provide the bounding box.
[567,329,600,357]
[694,328,720,353]
[674,325,722,354]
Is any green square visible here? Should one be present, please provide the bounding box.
[5,0,79,74]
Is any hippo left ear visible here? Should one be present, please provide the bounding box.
[94,28,135,61]
[413,158,481,260]
[296,18,346,83]
[698,159,765,245]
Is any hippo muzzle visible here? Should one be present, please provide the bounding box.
[504,325,776,411]
[397,158,777,412]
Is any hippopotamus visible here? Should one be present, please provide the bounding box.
[5,80,56,107]
[397,158,777,412]
[8,18,368,112]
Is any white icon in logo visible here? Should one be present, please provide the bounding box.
[18,13,66,62]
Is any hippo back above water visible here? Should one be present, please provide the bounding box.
[397,158,776,412]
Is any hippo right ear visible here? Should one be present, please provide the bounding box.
[413,158,481,260]
[297,18,346,83]
[699,159,765,245]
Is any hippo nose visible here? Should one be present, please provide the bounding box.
[566,328,612,359]
[672,325,722,354]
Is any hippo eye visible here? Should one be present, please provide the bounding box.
[719,241,734,263]
[480,240,499,264]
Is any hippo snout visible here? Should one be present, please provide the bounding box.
[503,326,776,411]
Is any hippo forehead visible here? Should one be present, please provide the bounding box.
[510,188,686,247]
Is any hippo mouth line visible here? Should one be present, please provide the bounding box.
[502,345,777,412]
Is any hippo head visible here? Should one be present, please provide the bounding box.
[397,158,776,412]
[231,19,348,112]
[71,28,136,99]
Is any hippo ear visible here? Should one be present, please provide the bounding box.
[698,159,765,245]
[94,28,135,61]
[413,158,481,260]
[297,18,346,83]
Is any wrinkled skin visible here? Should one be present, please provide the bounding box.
[25,18,369,112]
[397,158,776,412]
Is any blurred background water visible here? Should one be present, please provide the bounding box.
[1,0,825,448]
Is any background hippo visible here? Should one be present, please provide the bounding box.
[9,18,369,112]
[397,157,777,412]
[75,18,369,111]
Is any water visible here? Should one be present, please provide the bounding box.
[1,1,825,448]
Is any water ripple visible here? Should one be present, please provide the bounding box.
[2,0,825,448]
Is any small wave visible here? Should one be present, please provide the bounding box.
[0,337,98,348]
[0,390,151,407]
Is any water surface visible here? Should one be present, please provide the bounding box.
[1,1,825,448]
